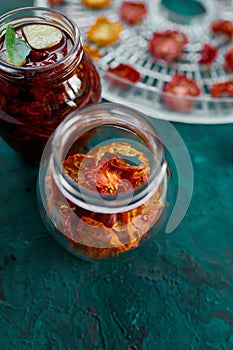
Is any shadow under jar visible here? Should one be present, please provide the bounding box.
[38,103,168,261]
[0,7,101,162]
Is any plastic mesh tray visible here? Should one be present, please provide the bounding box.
[35,0,233,123]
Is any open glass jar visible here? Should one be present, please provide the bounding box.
[38,103,167,261]
[0,7,101,161]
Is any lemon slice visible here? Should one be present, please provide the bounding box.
[23,24,63,50]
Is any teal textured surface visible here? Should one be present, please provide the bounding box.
[1,1,233,348]
[0,119,233,349]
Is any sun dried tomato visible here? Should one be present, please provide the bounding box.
[110,157,148,188]
[199,43,218,66]
[81,0,112,9]
[83,43,101,61]
[106,63,141,87]
[119,1,147,25]
[63,153,96,182]
[96,158,123,195]
[86,17,123,47]
[148,30,188,64]
[57,142,162,259]
[224,47,233,71]
[48,0,64,4]
[211,19,233,38]
[63,152,148,195]
[162,72,201,113]
[76,216,121,247]
[89,142,150,169]
[75,215,147,258]
[28,49,49,62]
[92,213,117,228]
[209,80,233,97]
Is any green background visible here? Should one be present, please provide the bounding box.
[0,1,233,349]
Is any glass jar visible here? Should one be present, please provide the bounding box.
[0,7,101,161]
[38,102,167,261]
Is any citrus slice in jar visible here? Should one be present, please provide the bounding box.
[23,24,63,50]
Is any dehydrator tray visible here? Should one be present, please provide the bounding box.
[35,0,233,124]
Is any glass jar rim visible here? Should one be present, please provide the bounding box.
[0,6,81,72]
[49,102,167,213]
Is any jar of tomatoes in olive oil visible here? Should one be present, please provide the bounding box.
[38,103,167,261]
[0,7,101,161]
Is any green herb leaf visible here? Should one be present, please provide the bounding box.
[4,24,31,66]
[5,24,15,62]
[13,37,31,64]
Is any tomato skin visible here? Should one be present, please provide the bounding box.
[119,1,147,25]
[48,0,64,5]
[148,30,188,64]
[209,81,233,97]
[199,43,218,66]
[106,63,141,87]
[224,47,233,71]
[162,72,201,113]
[211,19,233,38]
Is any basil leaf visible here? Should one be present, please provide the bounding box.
[13,37,31,65]
[5,24,15,62]
[4,24,31,66]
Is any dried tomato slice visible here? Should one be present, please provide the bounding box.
[162,72,201,113]
[88,142,150,173]
[110,157,148,188]
[63,153,96,182]
[148,30,188,64]
[119,1,147,25]
[76,216,121,248]
[56,142,165,259]
[224,47,233,71]
[95,158,123,195]
[86,17,123,46]
[81,0,112,9]
[106,63,141,87]
[211,19,233,38]
[199,43,218,66]
[209,81,233,97]
[63,142,150,195]
[48,0,64,5]
[83,43,101,61]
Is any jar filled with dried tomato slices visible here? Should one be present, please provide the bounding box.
[38,103,167,261]
[0,7,101,162]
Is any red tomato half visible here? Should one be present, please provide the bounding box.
[211,19,233,38]
[106,63,141,87]
[162,72,201,113]
[119,1,147,25]
[199,43,218,66]
[224,47,233,71]
[148,30,188,64]
[209,81,233,97]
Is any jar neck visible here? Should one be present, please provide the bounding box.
[0,7,82,83]
[48,103,167,214]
